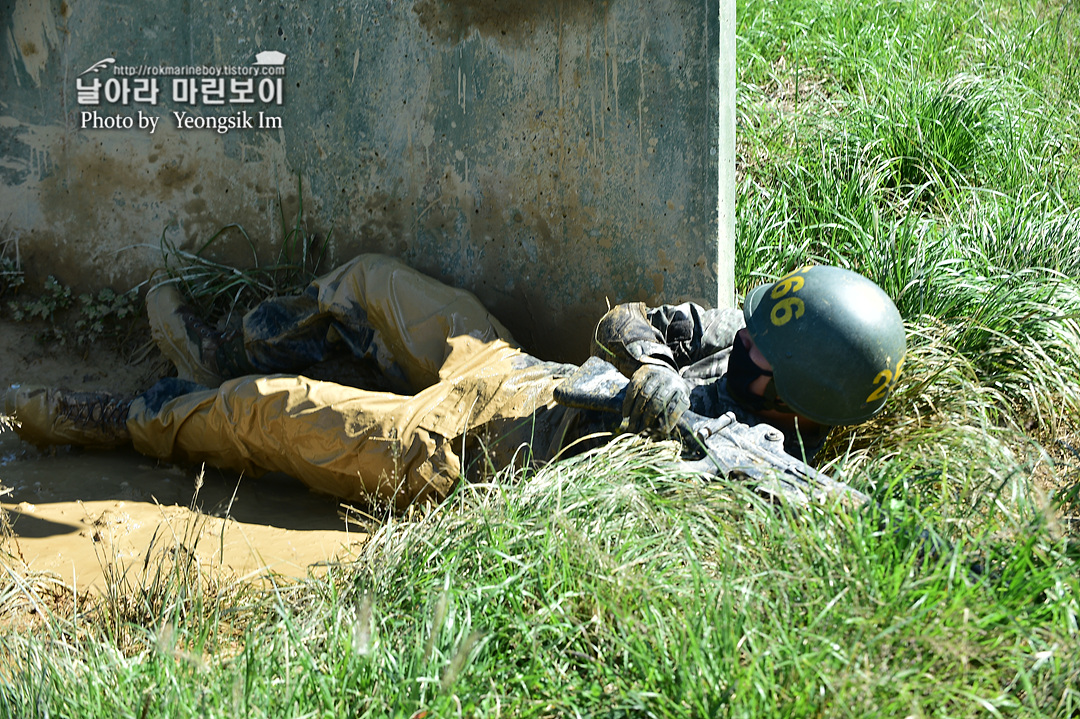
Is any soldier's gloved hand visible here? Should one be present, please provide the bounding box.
[622,364,690,435]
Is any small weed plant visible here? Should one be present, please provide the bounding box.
[4,274,138,353]
[0,253,23,298]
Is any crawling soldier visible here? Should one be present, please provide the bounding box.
[3,256,906,510]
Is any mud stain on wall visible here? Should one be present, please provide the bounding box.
[5,0,62,87]
[2,116,309,290]
[413,0,610,43]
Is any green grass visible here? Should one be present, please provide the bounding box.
[1,438,1077,716]
[4,0,1080,715]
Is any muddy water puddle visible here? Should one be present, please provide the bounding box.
[0,428,369,592]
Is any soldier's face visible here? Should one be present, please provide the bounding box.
[735,329,774,397]
[736,329,824,431]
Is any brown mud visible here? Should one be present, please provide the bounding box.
[0,318,368,596]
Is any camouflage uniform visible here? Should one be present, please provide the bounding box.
[593,301,828,458]
[130,255,580,510]
[9,255,823,510]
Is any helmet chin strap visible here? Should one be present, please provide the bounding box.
[750,377,790,414]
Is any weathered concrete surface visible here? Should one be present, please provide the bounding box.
[1,0,719,361]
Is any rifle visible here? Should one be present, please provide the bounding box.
[553,357,871,509]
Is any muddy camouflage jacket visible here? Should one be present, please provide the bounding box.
[593,301,827,458]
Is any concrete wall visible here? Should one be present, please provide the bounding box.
[1,0,719,361]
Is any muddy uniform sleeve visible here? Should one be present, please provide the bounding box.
[592,302,743,379]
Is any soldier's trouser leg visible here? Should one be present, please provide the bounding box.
[236,253,518,392]
[128,374,464,510]
[131,254,527,508]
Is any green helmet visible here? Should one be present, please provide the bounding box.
[742,265,907,425]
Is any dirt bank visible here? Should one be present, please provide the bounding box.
[0,318,368,597]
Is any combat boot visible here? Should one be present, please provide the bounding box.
[145,283,234,386]
[2,385,132,448]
